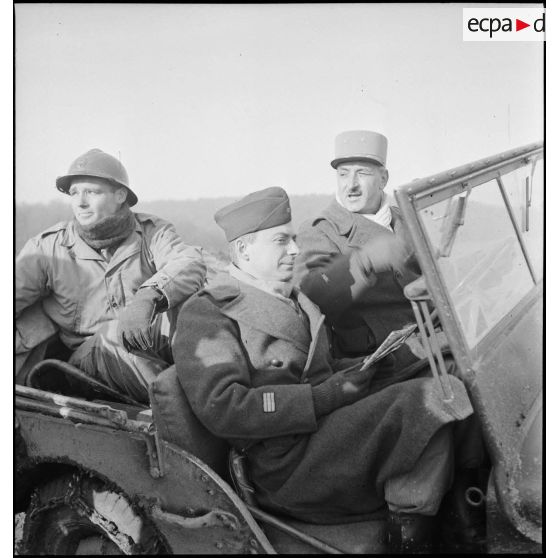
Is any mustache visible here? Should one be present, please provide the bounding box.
[345,187,362,194]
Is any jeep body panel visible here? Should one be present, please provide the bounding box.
[15,392,275,554]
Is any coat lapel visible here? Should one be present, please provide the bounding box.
[61,223,105,262]
[391,207,411,245]
[219,279,310,354]
[105,221,143,275]
[348,214,395,248]
[296,290,326,378]
[322,200,397,248]
[322,200,354,236]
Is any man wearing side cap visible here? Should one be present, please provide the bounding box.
[15,149,206,403]
[295,130,421,373]
[173,187,476,553]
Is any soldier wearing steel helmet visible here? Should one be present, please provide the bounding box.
[294,130,422,373]
[15,149,206,403]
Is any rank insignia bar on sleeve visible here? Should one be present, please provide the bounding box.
[263,392,276,413]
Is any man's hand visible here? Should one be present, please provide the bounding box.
[339,367,373,398]
[298,249,335,270]
[117,288,164,352]
[311,366,376,417]
[357,235,410,275]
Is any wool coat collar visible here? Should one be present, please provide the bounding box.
[205,274,325,372]
[321,200,405,246]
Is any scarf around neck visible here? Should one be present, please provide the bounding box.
[336,192,394,231]
[74,205,136,250]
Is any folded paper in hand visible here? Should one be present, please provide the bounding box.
[360,323,417,371]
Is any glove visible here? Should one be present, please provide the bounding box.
[117,288,165,352]
[403,276,428,300]
[311,366,375,418]
[356,235,411,276]
[299,249,335,270]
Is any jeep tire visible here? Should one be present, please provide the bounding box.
[20,472,167,555]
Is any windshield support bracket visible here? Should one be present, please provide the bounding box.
[410,299,455,402]
[496,175,537,284]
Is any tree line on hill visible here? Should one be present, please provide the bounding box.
[15,195,333,261]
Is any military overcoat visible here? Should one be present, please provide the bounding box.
[16,213,206,353]
[173,274,472,523]
[295,200,421,368]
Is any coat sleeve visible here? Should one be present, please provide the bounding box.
[15,236,51,319]
[140,220,207,308]
[294,221,380,319]
[173,296,318,441]
[15,236,59,353]
[330,355,365,372]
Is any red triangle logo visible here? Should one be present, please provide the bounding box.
[516,19,530,31]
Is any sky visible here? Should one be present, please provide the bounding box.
[15,3,544,205]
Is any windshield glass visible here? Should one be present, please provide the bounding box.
[418,172,540,348]
[500,157,543,281]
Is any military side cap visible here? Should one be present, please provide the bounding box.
[215,187,291,241]
[331,130,388,169]
[56,148,138,206]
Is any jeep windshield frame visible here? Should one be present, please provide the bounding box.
[395,142,543,366]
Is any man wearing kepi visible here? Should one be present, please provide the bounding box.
[295,130,421,371]
[173,186,474,553]
[16,149,206,403]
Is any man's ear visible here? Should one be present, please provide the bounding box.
[236,238,250,261]
[380,167,389,190]
[115,187,128,205]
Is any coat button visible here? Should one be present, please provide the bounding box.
[269,359,283,367]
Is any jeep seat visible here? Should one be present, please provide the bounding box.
[149,365,229,478]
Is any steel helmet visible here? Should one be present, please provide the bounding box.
[56,149,138,206]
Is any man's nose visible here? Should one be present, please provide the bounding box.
[76,192,88,206]
[351,173,360,187]
[288,239,300,256]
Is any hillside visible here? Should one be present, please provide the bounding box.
[15,194,333,257]
[16,195,541,267]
